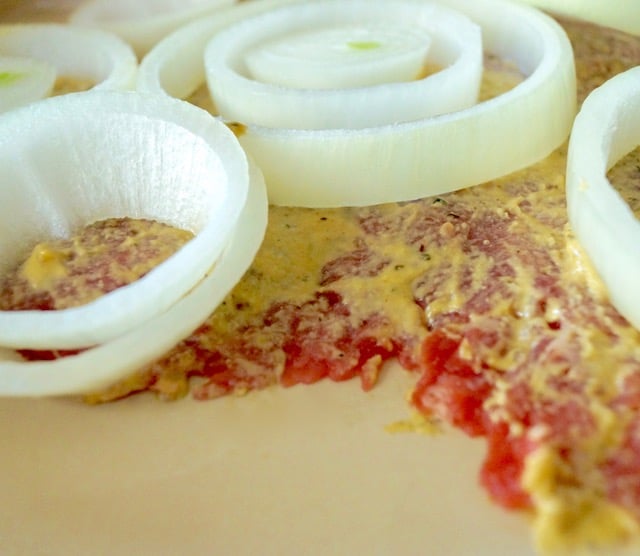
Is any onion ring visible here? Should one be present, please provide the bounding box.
[0,90,249,350]
[229,0,577,206]
[0,161,267,397]
[0,23,137,91]
[244,24,431,89]
[139,0,576,207]
[70,0,236,56]
[137,0,302,100]
[0,56,56,113]
[203,0,482,129]
[566,66,640,330]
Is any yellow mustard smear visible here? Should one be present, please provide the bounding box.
[523,446,639,554]
[1,218,193,311]
[20,242,69,290]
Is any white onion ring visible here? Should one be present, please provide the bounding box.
[0,90,249,350]
[137,0,302,100]
[203,0,482,129]
[0,56,56,113]
[228,0,577,206]
[0,23,137,91]
[566,66,640,330]
[0,161,268,397]
[512,0,640,36]
[245,24,431,89]
[139,0,576,207]
[69,0,236,56]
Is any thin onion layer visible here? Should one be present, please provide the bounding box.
[566,66,640,331]
[137,0,301,100]
[70,0,236,56]
[0,90,249,350]
[0,56,56,113]
[203,0,483,129]
[0,23,137,93]
[140,0,576,207]
[0,161,267,397]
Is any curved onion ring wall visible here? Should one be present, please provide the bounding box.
[0,161,267,396]
[70,0,236,56]
[566,66,640,331]
[0,23,137,97]
[203,0,482,130]
[0,56,56,113]
[0,91,251,351]
[139,0,576,207]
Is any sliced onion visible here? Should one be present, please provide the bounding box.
[511,0,640,36]
[232,0,577,206]
[0,23,137,91]
[244,24,432,89]
[0,161,267,397]
[203,0,482,130]
[0,90,249,350]
[566,66,640,330]
[0,56,56,113]
[137,0,302,100]
[140,0,576,207]
[69,0,236,56]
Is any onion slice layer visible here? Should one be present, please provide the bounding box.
[0,161,268,397]
[245,24,432,89]
[0,90,249,350]
[566,66,640,331]
[0,56,56,113]
[140,0,576,207]
[70,0,236,56]
[137,0,301,101]
[0,23,137,92]
[204,0,483,129]
[242,0,576,206]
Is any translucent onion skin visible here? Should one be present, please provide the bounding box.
[0,23,137,91]
[140,0,576,207]
[70,0,236,56]
[511,0,640,36]
[0,91,249,350]
[0,162,268,397]
[566,66,640,331]
[203,0,483,130]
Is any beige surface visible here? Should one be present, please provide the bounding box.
[0,369,537,556]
